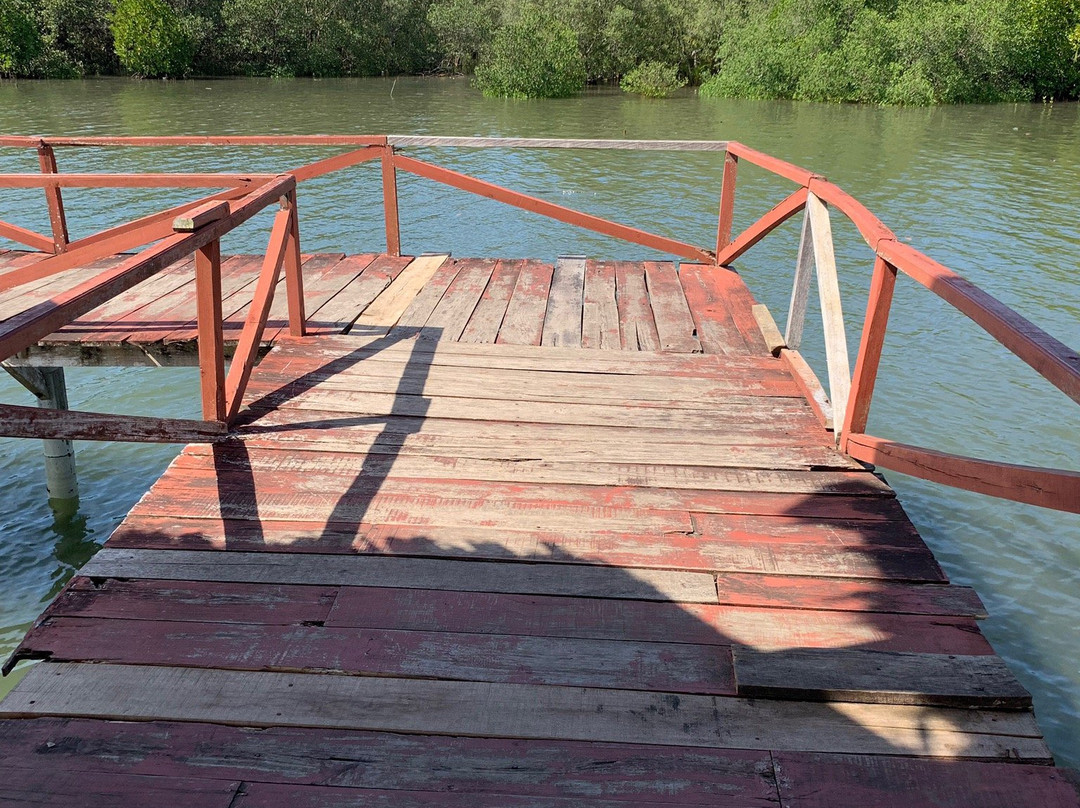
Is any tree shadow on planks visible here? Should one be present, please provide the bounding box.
[216,323,443,553]
[13,324,1066,804]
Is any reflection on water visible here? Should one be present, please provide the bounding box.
[0,78,1077,764]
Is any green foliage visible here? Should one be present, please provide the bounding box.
[428,0,499,72]
[0,0,41,77]
[111,0,194,77]
[620,60,687,96]
[35,0,117,76]
[474,3,586,97]
[2,0,1076,102]
[222,0,436,77]
[700,0,1080,104]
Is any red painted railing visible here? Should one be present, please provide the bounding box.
[0,135,1076,512]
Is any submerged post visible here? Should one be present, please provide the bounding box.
[3,364,79,501]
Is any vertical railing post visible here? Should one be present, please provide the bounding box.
[37,142,70,254]
[282,190,306,337]
[195,238,226,422]
[805,191,851,443]
[715,152,739,260]
[840,254,898,451]
[785,207,814,349]
[381,144,402,257]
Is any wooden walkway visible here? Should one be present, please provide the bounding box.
[2,251,1079,806]
[0,250,743,363]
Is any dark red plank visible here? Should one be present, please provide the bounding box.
[18,617,737,695]
[324,587,992,654]
[43,577,338,625]
[0,766,239,808]
[774,752,1080,808]
[0,717,781,805]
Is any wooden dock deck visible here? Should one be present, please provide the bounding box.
[3,251,1078,806]
[1,135,1077,806]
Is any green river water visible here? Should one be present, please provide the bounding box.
[0,77,1077,765]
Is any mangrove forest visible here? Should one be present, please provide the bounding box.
[1,0,1078,103]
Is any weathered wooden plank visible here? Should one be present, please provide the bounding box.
[0,403,226,442]
[614,261,659,351]
[244,387,821,432]
[105,513,943,582]
[241,372,809,414]
[421,258,496,340]
[773,752,1080,808]
[264,332,792,377]
[643,262,702,353]
[734,647,1029,707]
[713,573,986,618]
[497,260,553,345]
[130,254,261,345]
[677,263,750,356]
[542,256,586,347]
[259,252,353,342]
[0,766,240,808]
[45,256,196,344]
[752,304,787,356]
[388,256,462,337]
[323,586,991,654]
[0,717,782,805]
[310,253,411,334]
[178,444,884,491]
[246,356,805,401]
[43,578,338,624]
[232,783,725,808]
[1,663,1049,759]
[0,259,121,327]
[240,401,826,444]
[19,617,737,695]
[143,468,903,523]
[352,254,446,329]
[581,260,620,350]
[459,259,522,343]
[81,549,719,603]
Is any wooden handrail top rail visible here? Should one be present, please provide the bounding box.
[0,174,294,362]
[0,173,273,188]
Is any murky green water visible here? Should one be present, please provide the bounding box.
[1,77,1077,765]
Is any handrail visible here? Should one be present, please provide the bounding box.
[0,134,1076,512]
[0,173,303,439]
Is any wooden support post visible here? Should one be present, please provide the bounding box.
[715,152,739,259]
[3,363,79,500]
[785,207,814,349]
[382,145,401,257]
[194,239,226,422]
[806,191,851,443]
[841,255,898,449]
[37,143,70,253]
[283,191,306,337]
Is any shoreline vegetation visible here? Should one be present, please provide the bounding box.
[1,0,1078,104]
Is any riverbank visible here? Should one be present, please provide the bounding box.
[2,0,1079,104]
[0,79,1077,766]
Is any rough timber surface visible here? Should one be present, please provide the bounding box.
[1,253,1076,807]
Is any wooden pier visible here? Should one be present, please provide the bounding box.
[0,136,1078,806]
